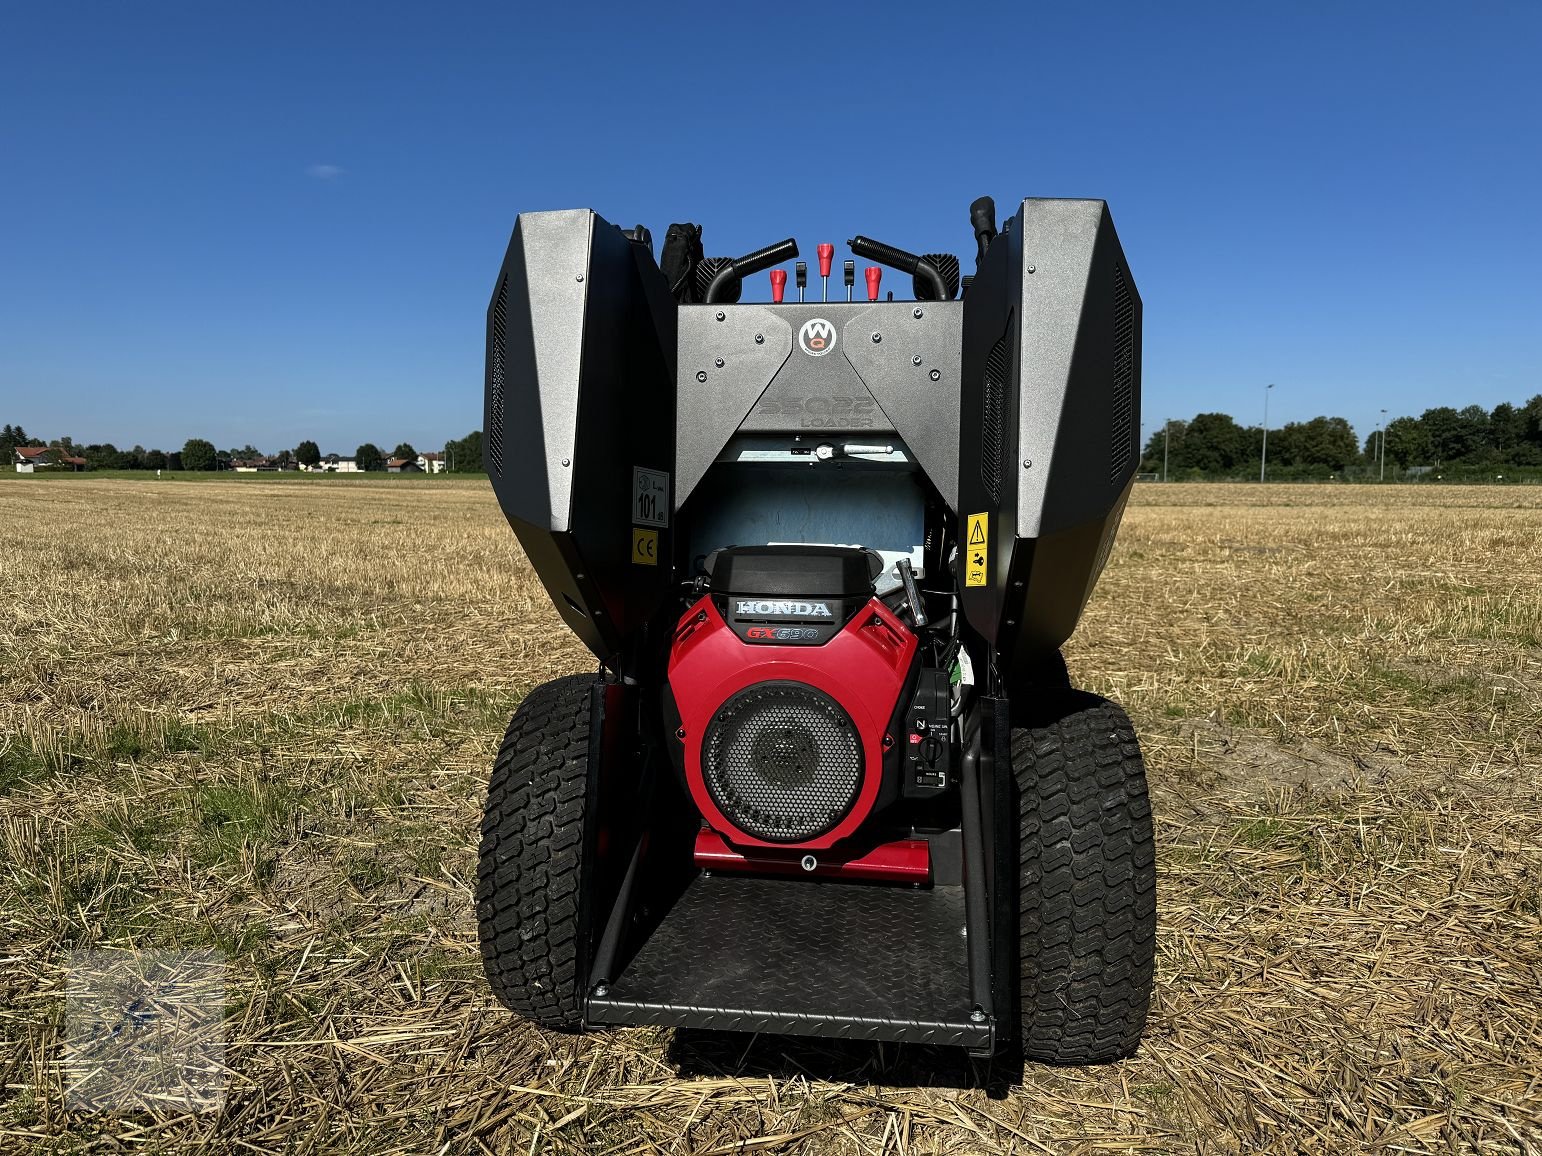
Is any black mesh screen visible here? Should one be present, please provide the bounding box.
[702,682,864,843]
[980,314,1012,504]
[1110,262,1135,483]
[489,274,507,477]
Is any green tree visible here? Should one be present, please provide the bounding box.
[1184,412,1250,473]
[295,440,321,469]
[391,442,416,461]
[143,449,167,470]
[356,443,384,472]
[1383,416,1431,469]
[1272,416,1358,471]
[443,430,484,473]
[181,438,217,471]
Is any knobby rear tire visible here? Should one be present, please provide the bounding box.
[476,674,595,1030]
[1013,692,1157,1064]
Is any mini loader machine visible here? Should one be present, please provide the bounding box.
[477,197,1155,1064]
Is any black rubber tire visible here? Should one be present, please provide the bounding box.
[477,674,595,1030]
[1013,691,1156,1064]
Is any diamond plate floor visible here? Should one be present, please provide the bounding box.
[587,873,990,1048]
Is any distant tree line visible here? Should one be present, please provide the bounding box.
[1140,395,1542,479]
[3,424,488,474]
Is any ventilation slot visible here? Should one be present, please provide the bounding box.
[489,274,507,476]
[980,314,1012,504]
[1109,262,1135,483]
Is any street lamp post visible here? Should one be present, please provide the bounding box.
[1378,408,1387,482]
[1260,383,1274,482]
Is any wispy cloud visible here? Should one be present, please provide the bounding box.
[305,164,344,180]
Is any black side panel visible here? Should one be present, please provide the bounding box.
[485,210,677,658]
[958,199,1141,674]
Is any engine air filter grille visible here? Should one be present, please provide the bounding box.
[702,682,864,844]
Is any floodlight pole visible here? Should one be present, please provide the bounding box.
[1260,383,1274,482]
[1163,420,1170,482]
[1378,408,1387,482]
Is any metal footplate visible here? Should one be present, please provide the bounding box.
[586,873,994,1052]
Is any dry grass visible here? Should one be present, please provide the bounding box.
[1,476,1539,1153]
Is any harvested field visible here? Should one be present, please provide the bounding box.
[2,476,1539,1153]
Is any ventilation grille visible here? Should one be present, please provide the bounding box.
[489,274,507,476]
[702,682,864,844]
[980,315,1012,504]
[1109,262,1135,483]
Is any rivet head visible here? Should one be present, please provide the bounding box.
[1026,264,1036,274]
[575,273,585,282]
[754,333,764,344]
[1023,459,1033,468]
[696,370,707,382]
[929,369,941,381]
[561,457,571,467]
[714,357,725,368]
[912,355,922,366]
[715,310,725,321]
[913,307,923,318]
[871,332,881,343]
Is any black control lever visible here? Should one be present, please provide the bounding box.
[703,238,800,304]
[847,236,950,302]
[969,196,997,269]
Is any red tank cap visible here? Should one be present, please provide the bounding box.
[865,265,882,302]
[769,268,787,303]
[817,243,834,278]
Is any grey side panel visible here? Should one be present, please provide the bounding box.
[486,209,676,659]
[485,209,591,530]
[958,199,1142,668]
[841,303,963,512]
[674,305,793,507]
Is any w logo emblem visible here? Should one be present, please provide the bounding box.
[798,318,837,357]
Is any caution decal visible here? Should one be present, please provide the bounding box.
[965,513,988,587]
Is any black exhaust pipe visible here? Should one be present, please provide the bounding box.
[847,236,951,301]
[703,238,799,304]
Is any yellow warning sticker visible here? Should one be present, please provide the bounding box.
[965,513,989,587]
[631,527,659,566]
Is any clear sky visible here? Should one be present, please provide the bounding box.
[2,1,1539,455]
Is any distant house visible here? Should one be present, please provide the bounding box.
[387,457,423,473]
[15,447,53,473]
[231,457,278,472]
[14,447,86,473]
[314,454,360,473]
[416,452,446,474]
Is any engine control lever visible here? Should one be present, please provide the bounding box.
[895,557,929,629]
[847,236,949,302]
[704,238,800,304]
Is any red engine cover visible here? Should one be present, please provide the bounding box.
[668,595,917,851]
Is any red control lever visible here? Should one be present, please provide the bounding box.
[817,243,834,278]
[865,265,882,302]
[769,268,787,303]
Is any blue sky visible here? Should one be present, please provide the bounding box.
[2,1,1539,454]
